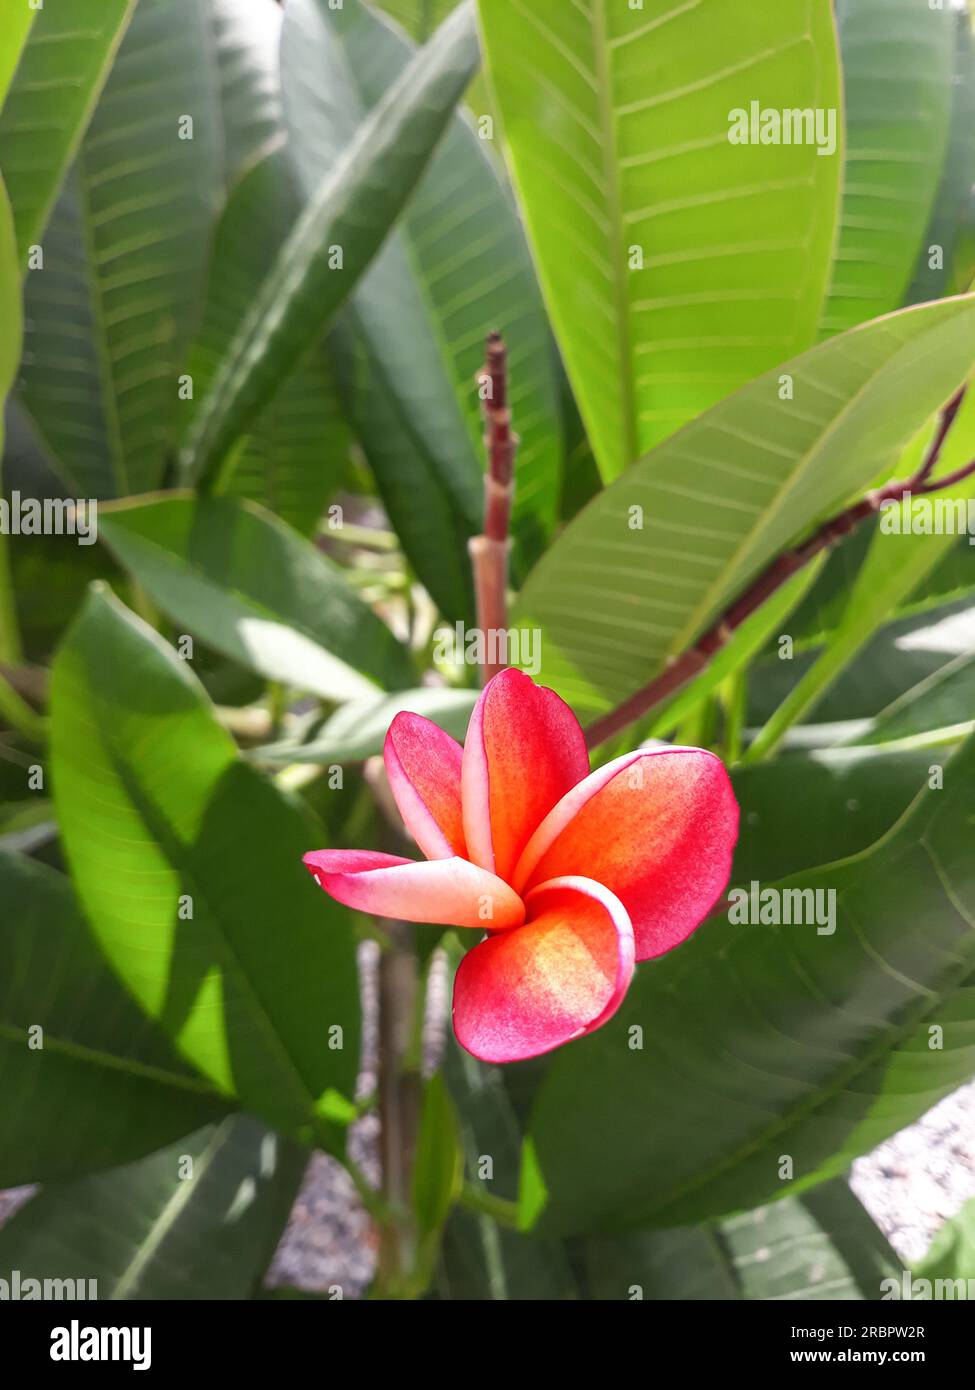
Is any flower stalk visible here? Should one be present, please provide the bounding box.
[470,332,516,684]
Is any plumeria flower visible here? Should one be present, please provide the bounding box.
[304,669,738,1064]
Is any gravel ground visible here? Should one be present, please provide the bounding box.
[851,1080,975,1266]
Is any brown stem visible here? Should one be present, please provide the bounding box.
[375,921,421,1297]
[470,332,516,685]
[363,759,423,1298]
[916,386,965,485]
[585,394,975,750]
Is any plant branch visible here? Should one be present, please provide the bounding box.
[0,528,23,668]
[585,393,975,751]
[375,919,422,1297]
[916,386,965,486]
[470,332,516,685]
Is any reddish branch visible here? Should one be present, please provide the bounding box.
[470,333,516,684]
[584,389,975,750]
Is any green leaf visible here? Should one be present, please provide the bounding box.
[98,494,415,701]
[750,595,975,728]
[282,0,562,574]
[252,686,477,767]
[914,1196,975,1283]
[587,1222,739,1300]
[745,386,975,761]
[0,172,19,673]
[856,649,975,748]
[731,741,943,885]
[183,149,350,535]
[49,585,361,1145]
[0,172,18,397]
[0,1118,306,1299]
[184,1,480,489]
[0,849,230,1186]
[435,1034,578,1300]
[586,1178,900,1300]
[0,2,35,106]
[377,0,461,41]
[16,0,221,498]
[515,295,975,721]
[907,8,975,303]
[207,0,284,188]
[477,0,842,480]
[0,0,137,262]
[2,425,117,662]
[525,725,975,1235]
[328,316,476,622]
[648,561,825,740]
[412,1072,462,1237]
[819,0,954,336]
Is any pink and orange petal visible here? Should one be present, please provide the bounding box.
[304,670,739,1063]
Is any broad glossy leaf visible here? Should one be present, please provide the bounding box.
[0,3,34,103]
[50,587,361,1144]
[586,1178,900,1300]
[282,0,561,576]
[183,150,349,535]
[328,315,476,622]
[99,494,414,701]
[208,0,283,188]
[745,387,975,759]
[478,0,842,480]
[412,1072,462,1237]
[0,0,136,260]
[378,1,459,40]
[526,726,975,1235]
[0,850,229,1186]
[857,650,975,748]
[377,0,493,117]
[731,742,941,885]
[0,1118,306,1299]
[253,686,477,767]
[749,596,975,726]
[515,295,975,720]
[185,1,480,488]
[0,172,17,396]
[0,174,22,662]
[906,533,975,621]
[907,8,975,304]
[16,0,221,498]
[819,0,953,336]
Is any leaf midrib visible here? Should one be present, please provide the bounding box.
[111,1120,230,1299]
[0,1020,223,1097]
[589,0,637,472]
